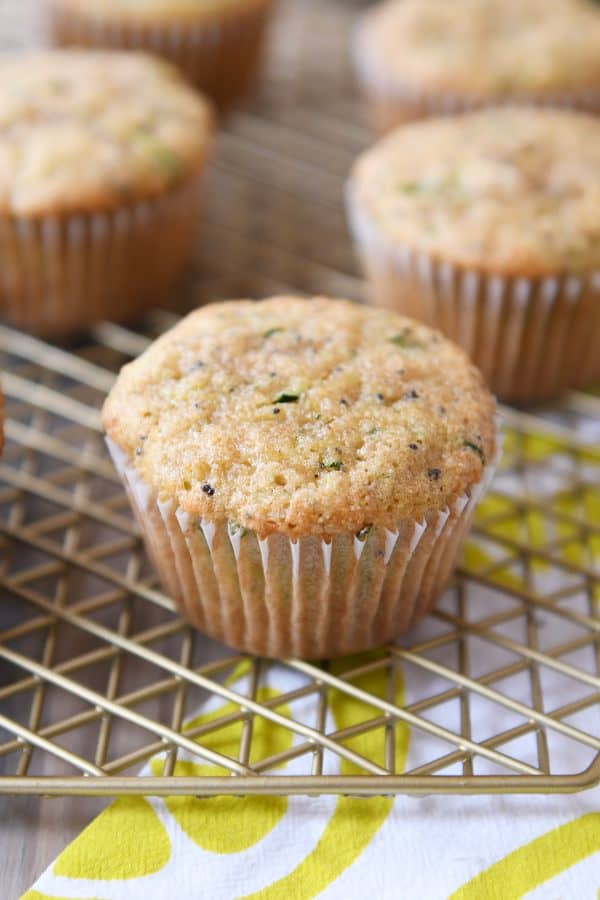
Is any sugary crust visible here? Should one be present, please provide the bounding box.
[0,51,213,217]
[50,0,270,25]
[103,297,496,538]
[355,0,600,99]
[349,107,600,277]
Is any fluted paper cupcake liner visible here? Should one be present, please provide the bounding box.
[0,174,205,337]
[352,23,600,133]
[107,435,497,659]
[49,0,275,111]
[347,193,600,402]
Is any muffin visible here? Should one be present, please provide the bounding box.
[47,0,276,111]
[0,51,213,337]
[103,296,497,659]
[347,107,600,403]
[353,0,600,133]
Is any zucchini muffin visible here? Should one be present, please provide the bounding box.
[0,51,213,336]
[347,107,600,402]
[103,296,497,659]
[353,0,600,133]
[48,0,276,111]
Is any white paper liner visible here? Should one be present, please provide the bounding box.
[106,433,498,659]
[346,190,600,402]
[0,174,205,337]
[351,17,600,133]
[49,0,275,110]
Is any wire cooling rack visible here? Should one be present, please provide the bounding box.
[0,0,599,797]
[0,320,599,797]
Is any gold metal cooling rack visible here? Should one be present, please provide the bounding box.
[0,0,598,797]
[0,320,598,798]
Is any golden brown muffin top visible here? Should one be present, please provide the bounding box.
[103,297,496,539]
[349,107,600,277]
[51,0,268,24]
[0,51,213,217]
[355,0,600,99]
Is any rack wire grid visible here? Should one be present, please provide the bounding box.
[0,0,599,798]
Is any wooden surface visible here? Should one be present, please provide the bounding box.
[0,794,108,898]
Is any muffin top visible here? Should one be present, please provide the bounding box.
[52,0,264,22]
[349,107,600,276]
[0,51,213,217]
[103,297,496,539]
[355,0,600,99]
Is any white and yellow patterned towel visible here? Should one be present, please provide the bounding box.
[23,650,599,900]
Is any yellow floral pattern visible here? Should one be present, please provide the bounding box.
[52,798,170,880]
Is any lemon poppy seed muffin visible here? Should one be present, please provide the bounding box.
[347,107,600,402]
[0,51,213,335]
[48,0,277,111]
[354,0,600,133]
[103,296,497,658]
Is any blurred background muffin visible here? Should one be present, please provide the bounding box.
[103,295,497,658]
[347,107,600,402]
[0,50,213,337]
[353,0,600,133]
[47,0,277,111]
